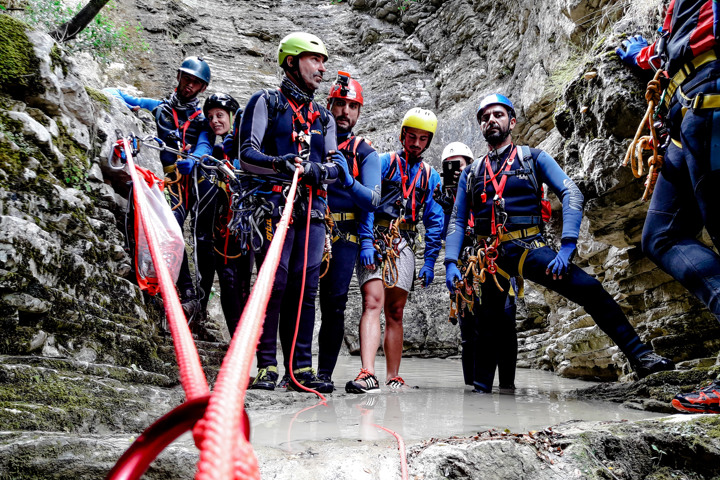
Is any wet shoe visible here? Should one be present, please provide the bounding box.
[250,365,278,390]
[277,373,290,389]
[385,376,414,391]
[287,367,334,393]
[345,368,380,394]
[630,351,676,378]
[499,384,516,395]
[472,381,492,394]
[671,381,720,414]
[317,373,335,391]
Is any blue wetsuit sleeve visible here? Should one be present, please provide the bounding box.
[116,90,162,111]
[444,169,470,264]
[422,168,444,266]
[535,150,583,240]
[358,210,375,249]
[191,128,212,158]
[350,150,381,212]
[239,92,277,175]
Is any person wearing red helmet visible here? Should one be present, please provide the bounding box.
[314,72,381,389]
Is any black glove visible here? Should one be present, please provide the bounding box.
[272,153,299,175]
[301,161,326,186]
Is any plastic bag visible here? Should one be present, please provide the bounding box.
[133,165,184,295]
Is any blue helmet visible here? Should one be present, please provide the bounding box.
[476,94,515,123]
[177,56,211,85]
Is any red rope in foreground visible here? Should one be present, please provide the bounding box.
[124,138,209,400]
[373,424,409,480]
[194,170,302,480]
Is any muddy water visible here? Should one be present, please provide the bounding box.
[247,356,661,449]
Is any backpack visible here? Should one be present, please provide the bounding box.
[467,145,551,222]
[227,89,330,160]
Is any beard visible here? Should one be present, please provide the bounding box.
[483,124,511,145]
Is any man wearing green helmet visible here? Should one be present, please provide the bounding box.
[235,32,351,393]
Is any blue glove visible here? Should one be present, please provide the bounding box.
[615,35,648,67]
[330,151,354,188]
[445,263,462,293]
[233,158,241,169]
[546,239,577,279]
[359,240,376,269]
[418,263,435,287]
[176,157,196,175]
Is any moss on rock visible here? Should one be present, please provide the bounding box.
[0,14,44,99]
[85,86,111,112]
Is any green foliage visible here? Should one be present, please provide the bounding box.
[395,0,420,12]
[22,0,150,63]
[0,14,44,98]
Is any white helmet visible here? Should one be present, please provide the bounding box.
[442,142,474,162]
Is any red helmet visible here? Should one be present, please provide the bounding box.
[327,71,364,107]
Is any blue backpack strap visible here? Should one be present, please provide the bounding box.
[517,145,539,195]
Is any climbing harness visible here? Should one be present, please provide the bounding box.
[373,217,403,288]
[622,69,669,201]
[624,47,720,200]
[318,205,334,279]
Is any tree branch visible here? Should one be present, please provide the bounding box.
[49,0,112,43]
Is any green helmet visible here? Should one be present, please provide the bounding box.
[277,32,328,68]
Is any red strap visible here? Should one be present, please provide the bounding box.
[483,146,517,235]
[338,136,363,178]
[171,108,202,149]
[397,155,425,222]
[287,98,320,154]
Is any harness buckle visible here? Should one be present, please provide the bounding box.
[692,93,705,110]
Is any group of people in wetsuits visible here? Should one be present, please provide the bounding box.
[116,1,720,413]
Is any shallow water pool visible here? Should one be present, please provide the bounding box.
[247,356,661,448]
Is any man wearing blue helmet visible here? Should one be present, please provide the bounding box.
[113,57,215,331]
[444,94,675,392]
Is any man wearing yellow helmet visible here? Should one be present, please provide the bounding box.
[236,32,350,394]
[346,107,444,393]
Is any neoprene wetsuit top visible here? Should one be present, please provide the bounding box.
[445,145,584,264]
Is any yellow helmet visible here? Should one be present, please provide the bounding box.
[401,107,437,135]
[399,107,437,148]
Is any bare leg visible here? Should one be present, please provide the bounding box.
[359,278,384,375]
[383,286,409,380]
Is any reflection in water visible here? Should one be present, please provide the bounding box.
[248,356,661,447]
